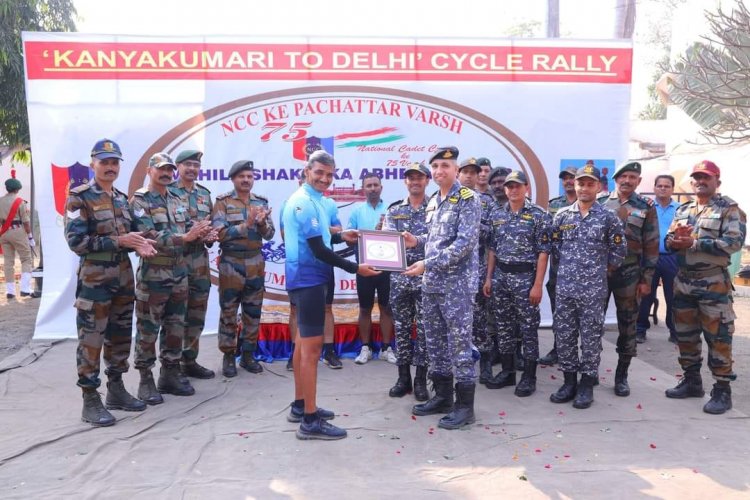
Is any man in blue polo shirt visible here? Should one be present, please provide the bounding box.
[348,173,396,365]
[636,174,681,343]
[284,150,380,440]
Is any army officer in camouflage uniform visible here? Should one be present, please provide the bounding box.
[131,153,212,404]
[404,146,480,430]
[212,160,275,377]
[665,160,746,414]
[65,139,157,426]
[168,150,218,379]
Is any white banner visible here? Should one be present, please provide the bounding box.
[23,34,632,338]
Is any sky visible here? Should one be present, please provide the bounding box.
[69,0,719,116]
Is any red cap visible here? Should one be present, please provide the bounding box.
[691,160,720,178]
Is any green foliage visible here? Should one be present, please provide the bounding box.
[0,0,76,147]
[669,1,750,142]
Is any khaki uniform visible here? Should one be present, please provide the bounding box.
[0,192,33,294]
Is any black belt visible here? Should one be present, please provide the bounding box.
[84,251,129,263]
[221,250,261,258]
[678,268,726,280]
[496,261,535,273]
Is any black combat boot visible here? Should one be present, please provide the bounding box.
[485,354,516,389]
[665,371,704,399]
[239,347,264,373]
[137,368,164,405]
[222,352,237,378]
[105,373,146,411]
[573,374,596,409]
[515,343,525,371]
[703,382,732,415]
[614,357,631,397]
[157,364,196,396]
[514,360,537,397]
[538,346,558,365]
[413,365,429,401]
[181,359,215,379]
[412,374,453,416]
[389,364,412,397]
[550,372,578,403]
[81,388,116,427]
[438,382,476,430]
[478,352,493,385]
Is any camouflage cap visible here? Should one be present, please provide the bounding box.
[458,157,481,173]
[558,166,577,179]
[575,163,601,181]
[404,161,430,177]
[228,160,254,178]
[175,150,203,164]
[428,146,459,164]
[148,152,176,169]
[503,170,528,185]
[90,138,123,160]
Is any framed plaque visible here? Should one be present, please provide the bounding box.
[357,230,407,272]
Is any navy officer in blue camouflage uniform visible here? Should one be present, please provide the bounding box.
[483,170,551,397]
[403,146,480,430]
[383,162,431,402]
[549,164,626,409]
[457,157,496,384]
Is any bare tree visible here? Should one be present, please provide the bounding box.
[669,2,750,142]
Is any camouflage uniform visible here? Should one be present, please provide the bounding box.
[545,195,575,312]
[418,181,480,382]
[666,195,746,382]
[488,199,552,361]
[65,181,136,388]
[168,180,213,363]
[552,202,626,376]
[130,188,190,369]
[598,191,659,358]
[384,197,428,367]
[472,191,497,354]
[212,190,275,357]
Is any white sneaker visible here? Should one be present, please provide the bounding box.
[381,346,397,364]
[354,346,372,365]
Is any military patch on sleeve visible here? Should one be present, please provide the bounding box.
[448,195,460,204]
[459,187,474,200]
[521,213,533,220]
[541,233,549,243]
[551,231,561,241]
[66,209,81,220]
[614,234,623,244]
[134,207,146,217]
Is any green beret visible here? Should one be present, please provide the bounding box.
[175,150,203,164]
[5,178,22,192]
[613,161,641,179]
[428,146,459,164]
[228,160,254,178]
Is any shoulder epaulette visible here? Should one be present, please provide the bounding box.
[216,192,232,200]
[638,194,655,207]
[459,187,474,200]
[253,193,269,202]
[596,194,609,202]
[70,184,91,194]
[388,199,403,210]
[720,195,738,206]
[195,182,211,193]
[548,195,563,203]
[113,187,128,198]
[133,187,148,196]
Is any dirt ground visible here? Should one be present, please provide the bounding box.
[2,286,749,414]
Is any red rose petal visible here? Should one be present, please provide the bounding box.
[636,404,643,410]
[411,415,417,421]
[550,374,557,380]
[535,448,542,453]
[498,411,506,416]
[564,454,571,458]
[396,450,401,454]
[557,411,565,416]
[650,377,657,381]
[342,413,350,417]
[544,464,551,469]
[606,368,612,373]
[649,443,657,449]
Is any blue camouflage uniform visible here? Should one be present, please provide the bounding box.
[488,198,552,361]
[416,181,480,383]
[383,197,429,367]
[473,191,497,354]
[552,202,626,376]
